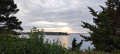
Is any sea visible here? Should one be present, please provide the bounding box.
[19,33,94,50]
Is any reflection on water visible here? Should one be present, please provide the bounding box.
[45,33,94,50]
[19,33,94,49]
[60,36,69,48]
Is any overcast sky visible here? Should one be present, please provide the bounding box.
[14,0,106,33]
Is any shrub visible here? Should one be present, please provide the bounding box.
[0,28,70,54]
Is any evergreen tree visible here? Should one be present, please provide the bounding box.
[72,38,83,51]
[81,0,120,52]
[0,0,23,32]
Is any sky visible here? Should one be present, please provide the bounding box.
[14,0,106,33]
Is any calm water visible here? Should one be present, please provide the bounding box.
[44,33,94,50]
[20,33,94,50]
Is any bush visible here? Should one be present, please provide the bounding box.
[0,28,120,54]
[0,28,68,54]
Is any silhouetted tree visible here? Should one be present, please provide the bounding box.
[72,38,83,51]
[0,0,23,32]
[81,0,120,52]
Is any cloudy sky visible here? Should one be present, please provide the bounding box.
[14,0,106,33]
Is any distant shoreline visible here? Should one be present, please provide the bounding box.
[18,32,69,35]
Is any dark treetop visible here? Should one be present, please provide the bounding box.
[81,0,120,52]
[0,0,23,32]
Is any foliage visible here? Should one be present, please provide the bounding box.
[72,38,83,51]
[80,0,120,52]
[0,28,72,54]
[0,0,23,32]
[0,28,120,54]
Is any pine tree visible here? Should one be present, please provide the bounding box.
[0,0,23,32]
[72,38,83,51]
[81,0,120,52]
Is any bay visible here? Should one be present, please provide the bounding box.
[19,33,94,50]
[44,33,94,50]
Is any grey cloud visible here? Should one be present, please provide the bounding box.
[14,0,106,32]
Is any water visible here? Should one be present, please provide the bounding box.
[44,33,94,50]
[19,33,94,50]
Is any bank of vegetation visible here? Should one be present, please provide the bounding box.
[0,28,119,54]
[1,0,120,54]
